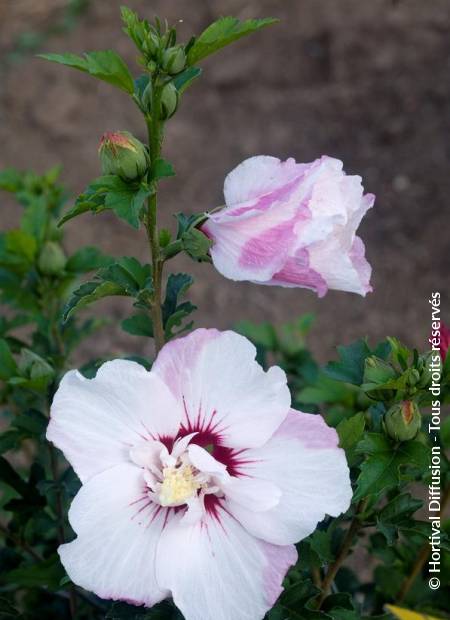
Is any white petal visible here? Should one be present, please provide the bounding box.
[223,155,305,206]
[47,360,183,482]
[226,410,352,545]
[187,444,229,478]
[156,506,297,620]
[153,329,291,449]
[222,477,281,512]
[60,464,171,606]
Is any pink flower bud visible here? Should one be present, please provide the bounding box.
[98,131,149,181]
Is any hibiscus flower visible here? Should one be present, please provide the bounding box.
[47,329,352,620]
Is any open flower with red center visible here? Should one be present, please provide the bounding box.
[47,329,352,620]
[201,155,374,296]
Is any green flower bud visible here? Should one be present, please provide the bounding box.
[162,46,186,75]
[99,131,149,180]
[160,83,179,120]
[383,400,422,442]
[416,351,433,388]
[38,241,66,275]
[182,228,213,262]
[364,356,397,384]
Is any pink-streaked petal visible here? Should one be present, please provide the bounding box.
[47,360,183,482]
[202,192,308,283]
[155,505,297,620]
[266,247,328,295]
[223,155,305,206]
[153,330,291,450]
[59,464,171,607]
[226,410,352,545]
[349,236,373,295]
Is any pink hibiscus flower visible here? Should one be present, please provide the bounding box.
[47,329,352,620]
[201,155,374,297]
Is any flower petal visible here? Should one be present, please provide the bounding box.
[226,410,352,545]
[48,360,183,482]
[223,155,305,206]
[59,463,171,606]
[153,329,291,449]
[156,505,297,620]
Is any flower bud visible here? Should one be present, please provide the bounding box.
[416,351,433,388]
[160,83,179,120]
[99,131,149,180]
[364,356,397,384]
[38,241,66,275]
[162,46,186,75]
[383,400,422,442]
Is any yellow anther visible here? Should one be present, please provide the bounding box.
[158,464,200,507]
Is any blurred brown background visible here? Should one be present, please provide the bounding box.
[1,0,449,364]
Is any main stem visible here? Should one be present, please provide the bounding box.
[146,82,165,354]
[316,499,368,609]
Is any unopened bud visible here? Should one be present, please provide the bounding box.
[160,83,179,120]
[162,46,186,75]
[99,131,149,181]
[364,356,397,384]
[383,400,422,442]
[38,241,66,275]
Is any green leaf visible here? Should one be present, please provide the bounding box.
[325,339,372,385]
[63,257,152,321]
[0,168,23,192]
[0,340,18,380]
[65,246,113,273]
[4,555,65,591]
[234,320,277,350]
[308,529,334,563]
[162,273,196,339]
[104,181,150,229]
[153,158,175,180]
[187,16,278,65]
[172,66,202,94]
[376,492,424,543]
[354,434,429,501]
[336,412,366,466]
[63,280,126,322]
[5,230,37,263]
[39,50,135,93]
[122,313,153,338]
[0,456,31,498]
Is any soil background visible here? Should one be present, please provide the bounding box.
[1,0,449,364]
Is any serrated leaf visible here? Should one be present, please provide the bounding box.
[354,434,429,501]
[325,340,372,385]
[63,281,126,321]
[309,529,334,563]
[376,492,423,544]
[162,273,196,339]
[187,16,278,65]
[122,313,153,338]
[39,50,134,93]
[336,412,365,465]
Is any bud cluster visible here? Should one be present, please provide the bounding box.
[121,7,186,77]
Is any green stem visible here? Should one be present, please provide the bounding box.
[316,499,368,609]
[145,82,165,354]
